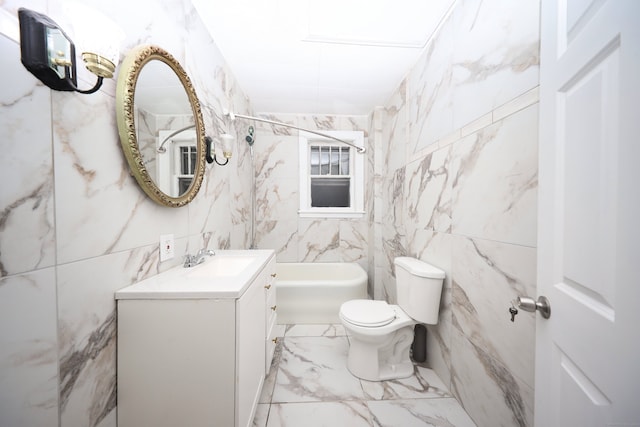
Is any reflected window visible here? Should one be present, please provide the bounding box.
[175,144,196,194]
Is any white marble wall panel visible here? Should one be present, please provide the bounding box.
[451,0,540,130]
[184,13,249,244]
[298,115,367,134]
[57,247,158,427]
[383,81,408,176]
[191,171,233,247]
[255,220,297,262]
[250,115,300,256]
[0,269,58,427]
[229,114,255,249]
[298,219,341,262]
[254,135,299,222]
[407,14,455,154]
[450,329,534,427]
[367,110,380,195]
[404,146,452,238]
[408,0,540,156]
[339,220,368,266]
[450,105,538,247]
[183,5,228,117]
[451,236,537,387]
[366,110,380,295]
[51,90,190,264]
[0,36,55,277]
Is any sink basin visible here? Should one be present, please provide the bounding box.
[187,256,255,278]
[114,249,275,300]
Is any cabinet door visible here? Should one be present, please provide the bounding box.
[265,261,278,372]
[117,299,236,427]
[236,277,266,427]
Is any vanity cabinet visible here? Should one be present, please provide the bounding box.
[116,250,275,427]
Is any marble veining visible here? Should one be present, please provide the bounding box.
[450,105,538,247]
[0,269,58,426]
[59,311,115,413]
[255,326,476,427]
[0,178,54,276]
[1,37,55,278]
[273,336,365,403]
[450,329,534,427]
[297,220,340,262]
[405,147,452,235]
[469,341,526,427]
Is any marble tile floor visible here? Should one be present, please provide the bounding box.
[253,324,477,427]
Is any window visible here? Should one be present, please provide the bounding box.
[175,144,197,194]
[299,130,364,218]
[157,129,196,195]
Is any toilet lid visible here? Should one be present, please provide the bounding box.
[341,300,396,327]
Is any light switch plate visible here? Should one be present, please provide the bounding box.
[159,234,174,262]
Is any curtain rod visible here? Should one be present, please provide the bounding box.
[225,111,366,154]
[157,124,196,153]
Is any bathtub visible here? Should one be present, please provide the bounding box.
[276,262,368,324]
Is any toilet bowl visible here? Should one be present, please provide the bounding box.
[339,257,445,381]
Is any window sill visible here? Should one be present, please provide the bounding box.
[298,210,366,219]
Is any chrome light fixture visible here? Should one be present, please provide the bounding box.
[205,134,235,166]
[18,7,121,94]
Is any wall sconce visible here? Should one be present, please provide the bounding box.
[205,134,235,166]
[18,7,122,94]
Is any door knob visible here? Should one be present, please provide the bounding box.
[515,295,551,319]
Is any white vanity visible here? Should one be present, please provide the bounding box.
[115,250,277,427]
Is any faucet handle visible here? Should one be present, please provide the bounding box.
[183,254,195,267]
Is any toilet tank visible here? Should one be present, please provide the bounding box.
[394,257,445,325]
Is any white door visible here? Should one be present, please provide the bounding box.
[536,1,640,426]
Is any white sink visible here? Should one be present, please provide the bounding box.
[187,256,254,278]
[115,250,275,299]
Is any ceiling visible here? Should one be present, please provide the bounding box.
[192,0,455,115]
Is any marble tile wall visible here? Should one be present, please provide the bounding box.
[375,1,540,426]
[250,114,371,272]
[0,1,252,426]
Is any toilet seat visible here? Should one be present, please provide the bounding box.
[340,300,396,327]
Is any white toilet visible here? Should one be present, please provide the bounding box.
[339,257,445,381]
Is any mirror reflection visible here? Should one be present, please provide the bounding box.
[135,60,196,197]
[116,45,206,207]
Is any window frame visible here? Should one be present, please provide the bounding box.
[173,142,196,196]
[298,130,365,218]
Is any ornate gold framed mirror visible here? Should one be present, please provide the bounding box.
[116,45,206,207]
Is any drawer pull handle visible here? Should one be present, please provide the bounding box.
[264,284,271,290]
[271,273,277,278]
[271,305,277,311]
[272,337,278,344]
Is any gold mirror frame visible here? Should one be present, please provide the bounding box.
[116,45,206,207]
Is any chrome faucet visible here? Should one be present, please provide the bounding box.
[183,248,216,268]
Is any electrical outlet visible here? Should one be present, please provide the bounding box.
[159,234,174,262]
